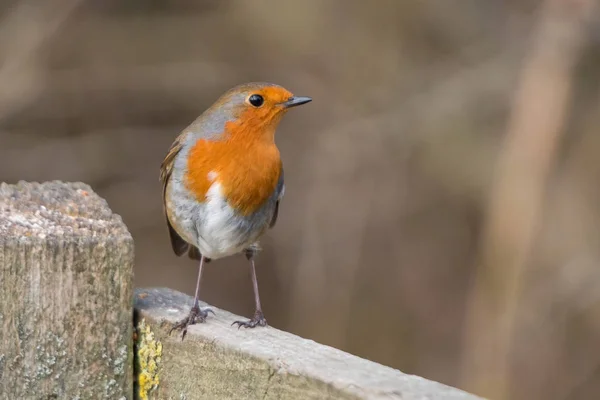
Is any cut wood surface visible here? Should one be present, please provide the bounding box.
[134,287,484,400]
[0,181,134,399]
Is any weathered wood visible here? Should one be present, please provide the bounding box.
[134,287,483,400]
[0,181,134,399]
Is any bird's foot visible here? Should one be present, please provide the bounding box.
[232,310,267,329]
[169,304,215,340]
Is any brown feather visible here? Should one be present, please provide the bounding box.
[160,135,197,257]
[269,200,280,228]
[187,245,202,261]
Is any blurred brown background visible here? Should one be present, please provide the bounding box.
[1,1,599,399]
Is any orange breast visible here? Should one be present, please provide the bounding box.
[185,127,281,216]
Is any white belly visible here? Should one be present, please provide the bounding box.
[195,181,268,259]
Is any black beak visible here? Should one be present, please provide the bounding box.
[281,96,312,108]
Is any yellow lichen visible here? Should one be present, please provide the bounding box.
[136,319,163,400]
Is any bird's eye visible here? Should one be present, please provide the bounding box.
[248,94,264,107]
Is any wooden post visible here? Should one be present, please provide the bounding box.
[134,287,484,400]
[0,181,134,399]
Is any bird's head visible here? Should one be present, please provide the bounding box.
[201,82,312,143]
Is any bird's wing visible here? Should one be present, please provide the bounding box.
[269,164,285,229]
[160,133,197,258]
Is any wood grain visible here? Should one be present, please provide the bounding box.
[0,181,134,399]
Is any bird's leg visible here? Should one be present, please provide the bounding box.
[232,248,268,329]
[169,256,214,340]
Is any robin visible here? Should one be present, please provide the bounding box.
[160,82,311,339]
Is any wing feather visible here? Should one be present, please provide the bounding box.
[160,135,200,258]
[269,165,285,228]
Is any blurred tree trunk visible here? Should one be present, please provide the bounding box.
[460,0,597,398]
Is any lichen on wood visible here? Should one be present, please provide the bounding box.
[135,318,163,400]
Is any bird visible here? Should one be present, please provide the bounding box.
[159,82,311,339]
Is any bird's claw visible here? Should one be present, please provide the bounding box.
[231,310,267,329]
[169,304,215,340]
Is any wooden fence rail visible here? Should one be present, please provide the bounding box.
[0,181,482,400]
